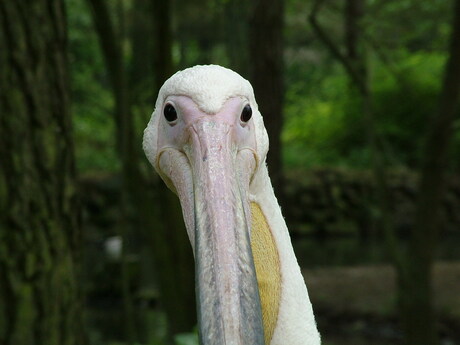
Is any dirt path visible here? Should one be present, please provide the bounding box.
[304,262,460,317]
[303,262,460,343]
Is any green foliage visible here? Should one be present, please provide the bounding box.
[366,0,452,52]
[283,63,348,168]
[371,52,445,165]
[174,332,199,345]
[66,0,456,174]
[67,0,119,174]
[283,52,449,169]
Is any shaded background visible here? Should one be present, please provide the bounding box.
[1,0,460,345]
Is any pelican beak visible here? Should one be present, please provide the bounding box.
[157,109,265,344]
[188,119,264,345]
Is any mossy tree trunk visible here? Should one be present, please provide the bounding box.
[0,1,84,345]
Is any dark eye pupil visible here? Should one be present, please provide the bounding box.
[164,104,177,122]
[241,104,252,122]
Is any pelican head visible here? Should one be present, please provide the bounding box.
[143,65,320,345]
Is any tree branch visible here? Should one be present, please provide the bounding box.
[85,0,127,149]
[308,0,367,96]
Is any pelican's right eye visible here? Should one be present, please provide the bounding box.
[164,103,178,122]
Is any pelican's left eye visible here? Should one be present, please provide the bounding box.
[241,104,252,122]
[164,103,178,122]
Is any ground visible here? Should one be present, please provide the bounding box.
[304,262,460,344]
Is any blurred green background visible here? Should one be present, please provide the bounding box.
[1,0,460,345]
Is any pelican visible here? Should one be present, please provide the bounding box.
[143,65,320,345]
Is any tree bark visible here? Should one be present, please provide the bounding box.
[399,1,460,344]
[0,1,84,345]
[249,0,285,198]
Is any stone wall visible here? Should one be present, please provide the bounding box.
[283,169,460,237]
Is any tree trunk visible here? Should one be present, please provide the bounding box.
[343,0,382,242]
[86,2,139,342]
[129,0,154,104]
[87,0,196,339]
[0,2,84,345]
[249,0,285,199]
[86,0,129,156]
[399,1,460,344]
[344,0,367,81]
[152,0,173,87]
[223,0,250,76]
[152,0,197,335]
[397,261,437,345]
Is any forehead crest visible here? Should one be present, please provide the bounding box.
[157,65,256,114]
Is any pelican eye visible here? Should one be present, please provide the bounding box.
[241,104,252,122]
[164,103,178,122]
